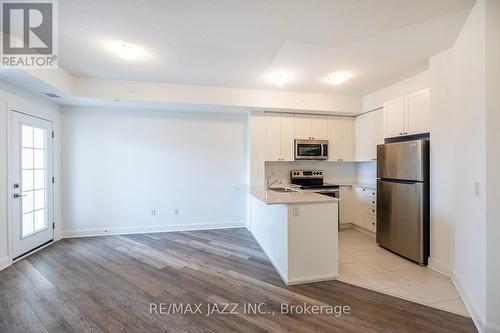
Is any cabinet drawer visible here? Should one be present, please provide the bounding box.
[366,206,377,216]
[367,200,376,209]
[366,215,376,232]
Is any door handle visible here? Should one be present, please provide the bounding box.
[13,193,26,199]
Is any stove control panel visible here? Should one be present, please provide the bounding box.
[291,170,323,178]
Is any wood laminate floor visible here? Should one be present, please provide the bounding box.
[0,228,477,333]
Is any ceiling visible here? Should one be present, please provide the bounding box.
[58,0,475,96]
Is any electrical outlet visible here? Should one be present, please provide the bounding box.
[292,206,300,217]
[174,208,179,215]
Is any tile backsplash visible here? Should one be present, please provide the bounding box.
[265,160,377,185]
[265,161,357,185]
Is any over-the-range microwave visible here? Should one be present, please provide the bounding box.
[294,139,329,160]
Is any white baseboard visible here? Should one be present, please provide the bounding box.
[287,274,338,285]
[451,275,487,333]
[250,231,288,284]
[352,225,376,238]
[0,256,11,271]
[62,222,246,238]
[427,258,451,277]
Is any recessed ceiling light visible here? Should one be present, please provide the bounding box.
[325,71,352,85]
[110,41,144,60]
[266,71,294,87]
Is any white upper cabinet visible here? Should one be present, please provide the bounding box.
[294,114,312,139]
[327,117,355,162]
[266,113,356,162]
[383,97,405,138]
[279,114,294,161]
[294,114,328,140]
[265,113,281,161]
[376,108,384,145]
[383,89,430,138]
[406,89,430,135]
[265,113,294,161]
[310,115,328,139]
[354,111,377,161]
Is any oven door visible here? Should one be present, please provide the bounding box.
[315,190,339,198]
[294,139,328,160]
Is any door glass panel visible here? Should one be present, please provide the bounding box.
[23,212,34,236]
[22,170,33,191]
[22,126,33,147]
[33,189,45,210]
[33,149,45,169]
[34,209,45,230]
[22,148,33,169]
[33,128,45,149]
[21,124,48,238]
[22,191,33,214]
[34,169,45,189]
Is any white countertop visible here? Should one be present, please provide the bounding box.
[240,185,339,205]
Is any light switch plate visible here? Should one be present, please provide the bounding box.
[293,206,300,216]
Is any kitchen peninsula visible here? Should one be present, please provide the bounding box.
[245,186,339,285]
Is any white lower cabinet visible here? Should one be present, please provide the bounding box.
[339,185,376,233]
[339,186,352,225]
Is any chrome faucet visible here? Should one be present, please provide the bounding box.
[266,176,279,190]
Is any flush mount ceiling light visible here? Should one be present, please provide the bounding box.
[325,71,352,85]
[109,41,144,60]
[266,71,294,87]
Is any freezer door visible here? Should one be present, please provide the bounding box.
[377,140,428,182]
[376,179,425,264]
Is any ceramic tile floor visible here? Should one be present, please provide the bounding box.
[338,229,470,317]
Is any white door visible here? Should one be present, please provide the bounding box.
[11,111,54,259]
[383,97,405,138]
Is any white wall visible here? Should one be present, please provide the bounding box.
[429,0,491,330]
[428,49,454,276]
[0,81,62,269]
[61,107,247,236]
[265,161,358,185]
[362,70,430,112]
[356,161,376,184]
[485,0,500,330]
[449,1,487,327]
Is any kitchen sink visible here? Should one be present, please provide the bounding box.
[270,187,298,193]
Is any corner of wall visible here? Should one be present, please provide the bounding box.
[0,256,11,272]
[452,274,488,333]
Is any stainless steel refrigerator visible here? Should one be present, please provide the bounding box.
[376,139,429,265]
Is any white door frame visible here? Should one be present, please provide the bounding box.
[6,106,55,262]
